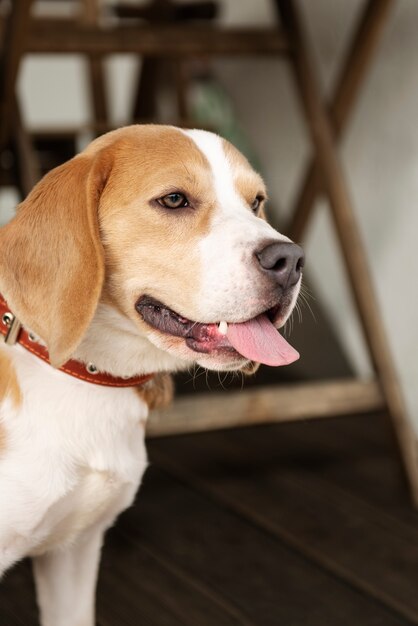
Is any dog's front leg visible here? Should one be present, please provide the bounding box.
[32,526,104,626]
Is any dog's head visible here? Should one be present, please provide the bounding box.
[0,125,304,373]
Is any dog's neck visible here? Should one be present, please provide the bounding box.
[73,302,186,378]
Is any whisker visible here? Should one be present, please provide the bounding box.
[239,370,245,390]
[300,283,316,301]
[283,310,294,337]
[299,291,316,322]
[217,370,229,390]
[205,368,211,391]
[185,364,208,387]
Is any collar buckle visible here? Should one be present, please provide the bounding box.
[2,313,22,345]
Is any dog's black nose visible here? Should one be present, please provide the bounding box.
[256,241,305,289]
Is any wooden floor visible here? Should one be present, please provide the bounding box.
[1,411,418,625]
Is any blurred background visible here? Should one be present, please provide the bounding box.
[1,1,418,624]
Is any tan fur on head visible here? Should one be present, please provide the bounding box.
[0,150,112,366]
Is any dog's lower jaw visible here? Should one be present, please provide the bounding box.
[73,302,189,378]
[75,302,251,378]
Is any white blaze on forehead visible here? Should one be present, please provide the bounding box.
[181,129,243,213]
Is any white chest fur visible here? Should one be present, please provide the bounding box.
[0,343,149,565]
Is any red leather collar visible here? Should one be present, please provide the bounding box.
[0,294,154,388]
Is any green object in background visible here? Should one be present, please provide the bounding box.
[190,75,262,174]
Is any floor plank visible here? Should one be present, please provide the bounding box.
[1,412,417,625]
[119,465,414,626]
[98,528,249,626]
[148,413,418,624]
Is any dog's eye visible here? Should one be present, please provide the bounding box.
[251,195,264,214]
[158,192,189,209]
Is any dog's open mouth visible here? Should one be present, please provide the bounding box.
[135,296,299,366]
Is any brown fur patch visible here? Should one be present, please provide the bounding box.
[136,373,174,411]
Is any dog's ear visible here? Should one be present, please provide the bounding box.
[0,150,112,366]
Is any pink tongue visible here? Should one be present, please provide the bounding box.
[226,313,299,366]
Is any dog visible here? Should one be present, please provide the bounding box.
[0,125,304,625]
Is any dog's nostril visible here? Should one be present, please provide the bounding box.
[296,256,305,272]
[273,257,287,272]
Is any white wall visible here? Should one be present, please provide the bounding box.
[2,0,418,430]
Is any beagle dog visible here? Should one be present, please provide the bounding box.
[0,125,303,625]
